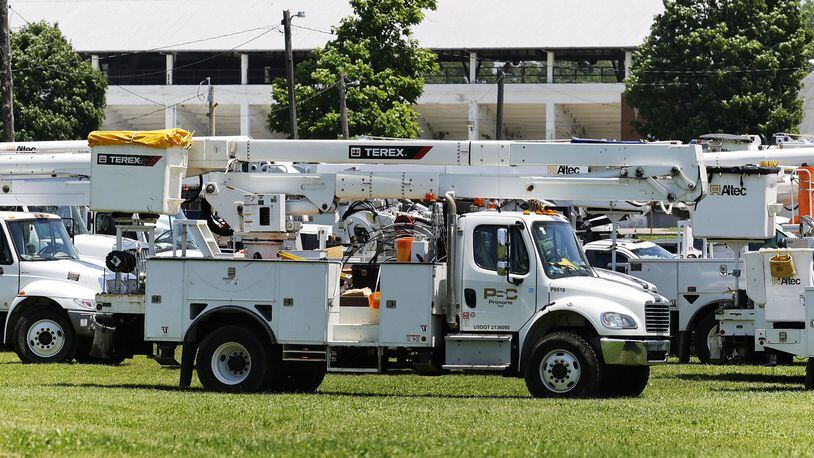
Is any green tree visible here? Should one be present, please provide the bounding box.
[267,0,438,139]
[625,0,812,141]
[5,22,107,141]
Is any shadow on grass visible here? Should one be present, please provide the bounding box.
[666,372,804,384]
[712,385,806,393]
[48,382,529,399]
[48,382,203,392]
[315,390,529,400]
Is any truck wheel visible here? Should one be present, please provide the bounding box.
[280,362,326,393]
[13,309,77,363]
[524,331,602,398]
[599,365,650,397]
[693,311,720,363]
[196,325,269,393]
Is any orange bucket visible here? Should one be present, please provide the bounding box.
[795,166,814,223]
[368,291,381,309]
[395,237,414,262]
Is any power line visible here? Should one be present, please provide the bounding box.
[100,26,280,81]
[291,24,335,35]
[106,94,199,127]
[95,24,280,62]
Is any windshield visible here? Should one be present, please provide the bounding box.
[7,219,79,261]
[631,244,674,259]
[532,221,593,279]
[28,206,89,236]
[155,229,199,253]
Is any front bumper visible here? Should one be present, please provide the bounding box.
[600,338,670,365]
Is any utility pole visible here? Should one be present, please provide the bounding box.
[282,10,298,139]
[206,77,216,136]
[338,73,349,139]
[0,0,13,141]
[495,68,504,141]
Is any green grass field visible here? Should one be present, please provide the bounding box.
[0,353,813,456]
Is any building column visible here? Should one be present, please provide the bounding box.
[546,103,556,140]
[91,54,99,71]
[240,103,250,136]
[624,51,632,78]
[469,51,477,84]
[241,54,249,85]
[165,54,174,85]
[546,51,555,84]
[467,101,479,140]
[165,104,177,129]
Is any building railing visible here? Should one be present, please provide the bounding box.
[423,65,623,84]
[105,67,287,85]
[105,65,623,86]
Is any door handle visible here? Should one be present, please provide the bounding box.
[464,288,476,308]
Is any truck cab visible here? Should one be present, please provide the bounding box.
[456,211,670,396]
[0,212,107,363]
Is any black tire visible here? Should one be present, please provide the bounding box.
[196,325,269,393]
[13,308,78,364]
[279,362,326,393]
[599,365,650,397]
[524,331,602,398]
[693,311,719,364]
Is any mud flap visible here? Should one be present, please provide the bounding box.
[89,315,115,359]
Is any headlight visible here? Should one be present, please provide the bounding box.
[73,298,96,309]
[601,312,638,329]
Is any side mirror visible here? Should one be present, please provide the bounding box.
[496,227,509,277]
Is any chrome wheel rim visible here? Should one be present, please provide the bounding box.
[27,319,65,358]
[211,342,252,385]
[539,349,581,393]
[707,325,722,360]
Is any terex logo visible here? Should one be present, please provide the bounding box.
[710,184,747,196]
[349,145,432,160]
[771,277,801,286]
[96,153,161,167]
[547,165,583,175]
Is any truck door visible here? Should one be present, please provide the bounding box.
[460,219,537,332]
[0,222,18,312]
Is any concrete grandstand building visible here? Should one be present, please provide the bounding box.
[10,0,663,140]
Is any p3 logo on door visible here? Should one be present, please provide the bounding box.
[484,288,518,306]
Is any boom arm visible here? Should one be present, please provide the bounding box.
[193,139,707,222]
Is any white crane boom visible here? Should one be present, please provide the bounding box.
[179,138,708,220]
[0,149,90,206]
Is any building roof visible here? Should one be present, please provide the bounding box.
[10,0,663,53]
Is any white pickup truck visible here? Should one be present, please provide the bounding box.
[0,211,107,363]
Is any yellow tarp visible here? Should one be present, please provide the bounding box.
[87,128,193,149]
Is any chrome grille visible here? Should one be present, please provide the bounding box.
[645,302,670,333]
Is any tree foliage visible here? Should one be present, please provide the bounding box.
[625,0,812,141]
[267,0,438,139]
[4,22,107,141]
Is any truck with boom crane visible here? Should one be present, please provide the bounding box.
[83,131,707,398]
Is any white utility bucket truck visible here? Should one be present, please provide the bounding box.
[0,141,112,363]
[87,133,707,398]
[628,165,785,363]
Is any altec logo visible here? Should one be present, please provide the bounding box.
[771,277,801,286]
[96,153,162,167]
[710,184,747,196]
[2,145,36,152]
[547,165,583,175]
[349,145,433,160]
